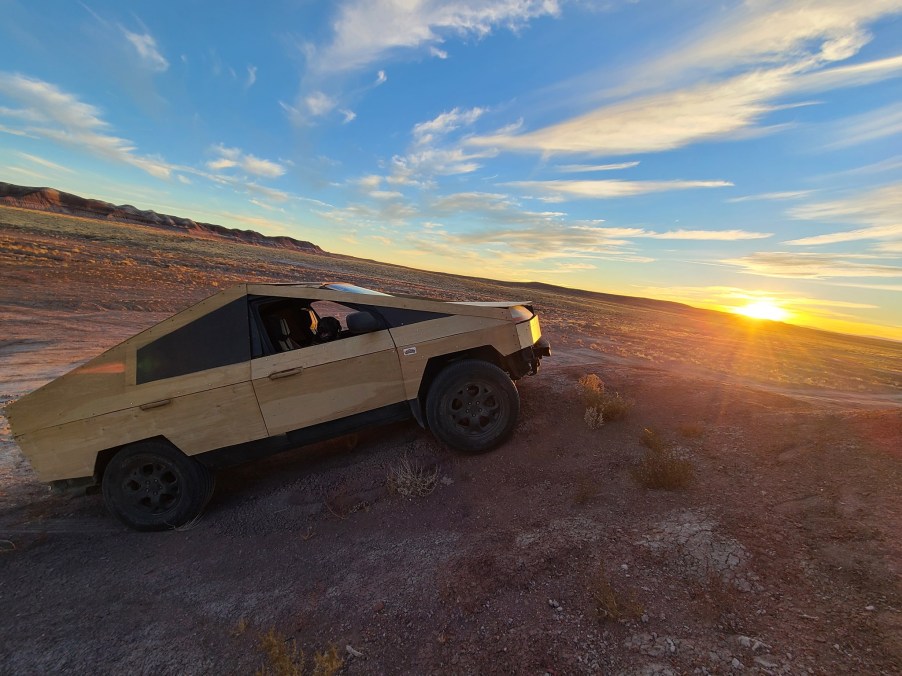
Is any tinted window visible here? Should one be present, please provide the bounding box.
[136,298,250,384]
[365,306,449,328]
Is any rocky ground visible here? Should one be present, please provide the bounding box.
[1,206,900,674]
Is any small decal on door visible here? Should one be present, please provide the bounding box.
[403,346,417,356]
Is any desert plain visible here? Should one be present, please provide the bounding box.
[0,205,900,674]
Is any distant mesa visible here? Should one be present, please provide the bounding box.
[0,182,324,254]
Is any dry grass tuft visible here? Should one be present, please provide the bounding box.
[311,645,343,676]
[386,456,438,497]
[632,441,694,490]
[584,406,603,429]
[589,564,643,622]
[255,631,342,676]
[578,374,633,426]
[256,628,304,676]
[639,427,664,452]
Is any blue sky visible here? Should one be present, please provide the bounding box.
[1,0,900,339]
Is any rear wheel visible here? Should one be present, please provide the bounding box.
[102,440,211,531]
[426,359,519,453]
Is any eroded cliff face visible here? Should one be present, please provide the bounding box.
[0,182,325,254]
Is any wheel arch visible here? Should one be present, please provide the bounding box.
[93,435,181,481]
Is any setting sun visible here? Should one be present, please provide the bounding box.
[734,300,790,322]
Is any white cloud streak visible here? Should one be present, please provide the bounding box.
[785,183,902,245]
[17,151,74,173]
[469,2,902,157]
[413,106,485,145]
[826,101,902,148]
[206,144,288,178]
[312,0,560,74]
[0,72,174,179]
[724,252,902,279]
[509,178,733,198]
[121,28,169,72]
[555,161,639,173]
[727,190,814,203]
[471,67,797,155]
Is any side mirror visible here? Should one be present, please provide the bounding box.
[345,311,382,334]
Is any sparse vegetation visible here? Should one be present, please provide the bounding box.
[255,629,343,676]
[639,427,664,451]
[632,429,694,490]
[583,406,603,429]
[311,645,343,676]
[578,374,633,427]
[386,455,438,497]
[589,564,643,622]
[257,629,304,676]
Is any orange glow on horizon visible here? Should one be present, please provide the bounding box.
[732,300,791,322]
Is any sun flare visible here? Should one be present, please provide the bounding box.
[734,300,790,322]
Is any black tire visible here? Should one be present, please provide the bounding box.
[425,359,519,453]
[101,440,212,531]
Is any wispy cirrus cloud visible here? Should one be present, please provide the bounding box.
[641,229,772,241]
[386,107,496,184]
[785,182,902,245]
[508,178,733,199]
[471,67,801,155]
[206,144,288,178]
[825,101,902,149]
[0,72,175,179]
[555,161,639,173]
[413,106,485,145]
[309,0,561,74]
[469,1,902,157]
[121,27,169,72]
[727,190,814,203]
[638,0,902,82]
[723,251,902,279]
[17,151,74,174]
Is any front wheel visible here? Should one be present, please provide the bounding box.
[425,359,519,453]
[102,440,212,531]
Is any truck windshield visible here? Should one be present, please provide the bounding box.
[323,283,391,296]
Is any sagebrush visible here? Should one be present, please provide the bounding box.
[578,374,633,427]
[387,456,438,497]
[632,442,694,490]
